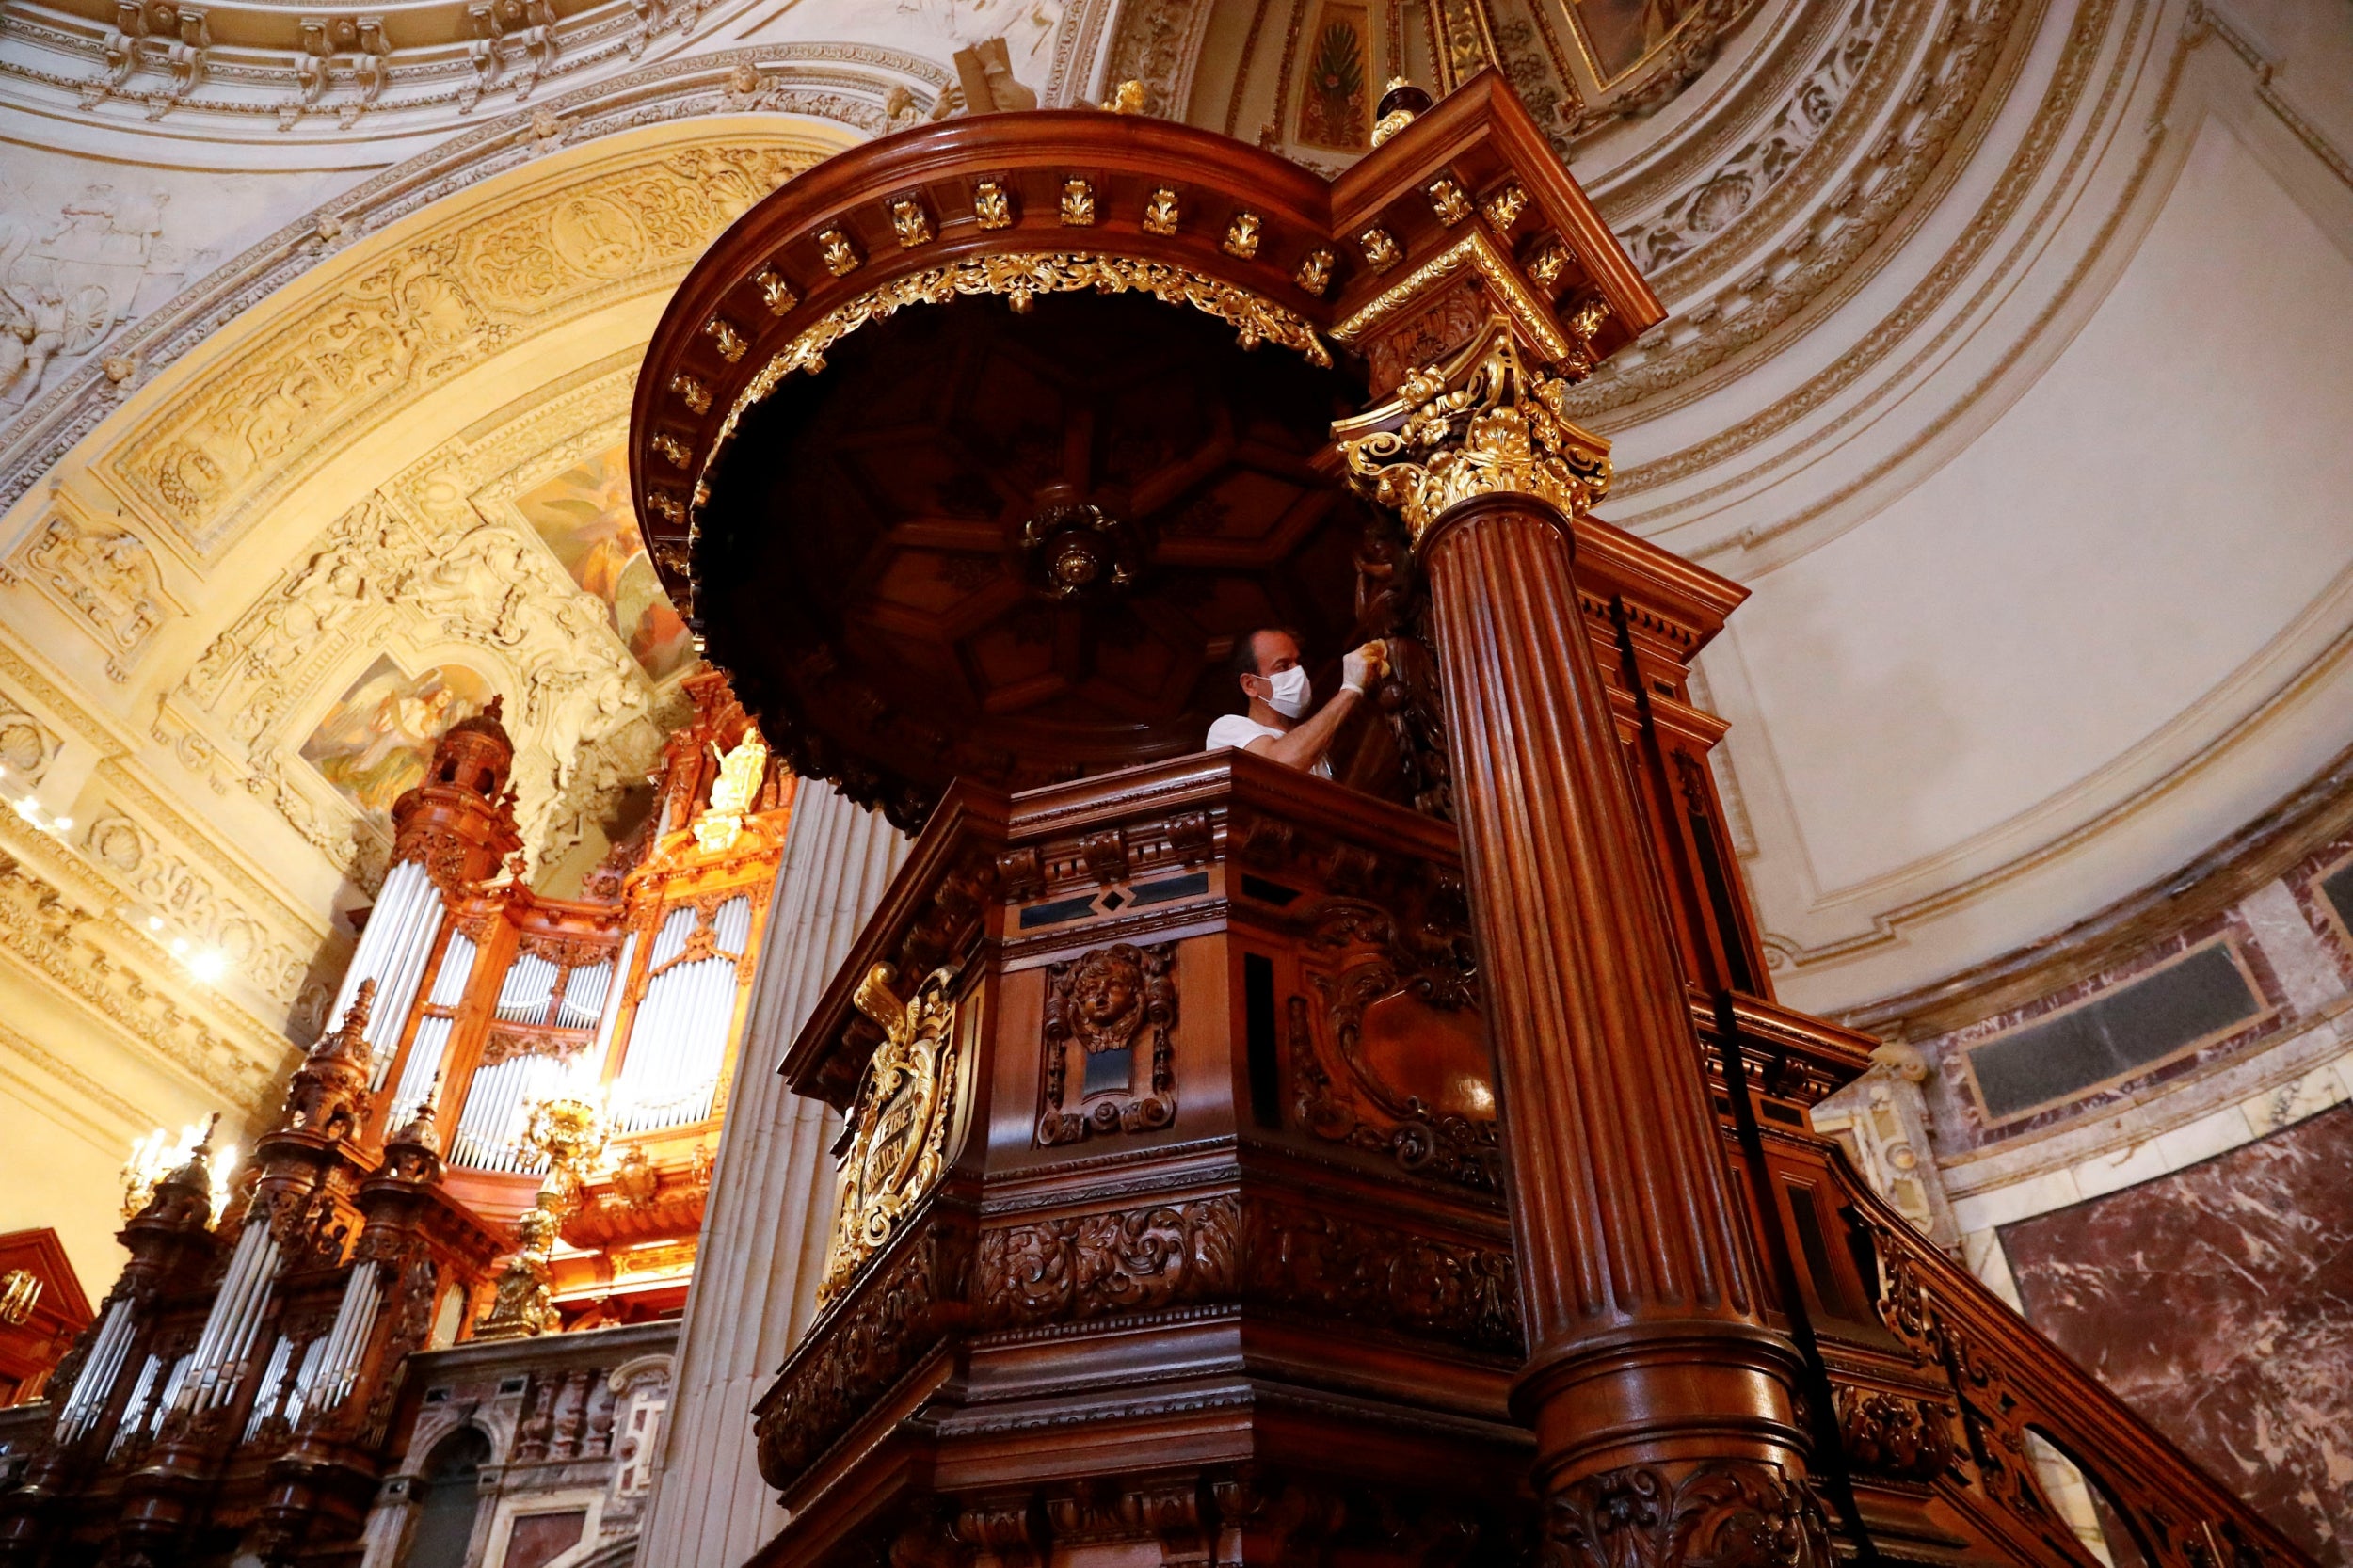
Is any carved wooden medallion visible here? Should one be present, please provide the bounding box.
[1288,895,1501,1191]
[1037,940,1176,1146]
[818,963,962,1304]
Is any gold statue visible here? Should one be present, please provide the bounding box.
[693,734,768,854]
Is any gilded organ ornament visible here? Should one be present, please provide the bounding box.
[1481,182,1529,232]
[693,732,768,853]
[704,315,748,361]
[1333,321,1612,543]
[1037,940,1176,1145]
[818,964,962,1305]
[1060,179,1097,226]
[1143,188,1181,236]
[1527,240,1571,289]
[817,228,863,276]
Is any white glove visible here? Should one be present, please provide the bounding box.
[1341,642,1385,695]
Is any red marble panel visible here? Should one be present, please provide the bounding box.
[2001,1103,2353,1566]
[504,1509,586,1568]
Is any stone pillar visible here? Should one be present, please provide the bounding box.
[635,784,906,1568]
[1342,328,1818,1560]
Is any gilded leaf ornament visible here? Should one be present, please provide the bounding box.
[1333,322,1612,544]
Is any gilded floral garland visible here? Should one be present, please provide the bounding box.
[697,252,1333,527]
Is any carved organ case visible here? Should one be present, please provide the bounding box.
[635,69,2313,1568]
[356,671,793,1320]
[0,674,794,1564]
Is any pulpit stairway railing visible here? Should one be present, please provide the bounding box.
[1707,1000,2311,1568]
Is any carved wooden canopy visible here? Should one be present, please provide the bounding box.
[631,72,1663,828]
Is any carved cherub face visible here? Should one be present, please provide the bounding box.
[1070,948,1144,1052]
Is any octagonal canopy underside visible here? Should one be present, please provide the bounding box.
[697,289,1385,827]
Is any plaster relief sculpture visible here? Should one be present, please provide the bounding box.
[0,700,58,783]
[114,145,816,556]
[171,477,656,884]
[1036,940,1176,1145]
[8,512,173,680]
[0,181,190,409]
[79,810,311,1003]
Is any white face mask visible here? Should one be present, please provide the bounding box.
[1263,664,1311,719]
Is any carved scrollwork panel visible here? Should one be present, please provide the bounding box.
[1036,939,1176,1146]
[1241,1199,1522,1355]
[977,1195,1239,1330]
[754,1221,972,1489]
[1285,892,1500,1192]
[1834,1386,1958,1483]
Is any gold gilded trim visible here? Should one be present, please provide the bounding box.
[818,964,962,1305]
[696,251,1333,526]
[1333,320,1610,544]
[1330,228,1571,364]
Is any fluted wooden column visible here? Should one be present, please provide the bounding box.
[1417,493,1816,1543]
[635,784,905,1568]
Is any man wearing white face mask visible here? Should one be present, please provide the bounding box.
[1204,626,1387,777]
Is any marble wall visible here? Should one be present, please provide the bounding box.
[2000,1103,2353,1567]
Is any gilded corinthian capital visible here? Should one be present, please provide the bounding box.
[1333,321,1612,545]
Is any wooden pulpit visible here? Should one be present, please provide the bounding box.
[628,72,2310,1568]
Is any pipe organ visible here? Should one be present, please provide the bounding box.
[0,671,795,1565]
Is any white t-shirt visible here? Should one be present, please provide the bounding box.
[1206,713,1332,777]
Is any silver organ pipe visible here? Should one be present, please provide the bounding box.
[241,1334,296,1443]
[302,1263,382,1412]
[452,1051,565,1172]
[105,1353,161,1456]
[611,896,751,1134]
[559,957,614,1030]
[388,931,479,1123]
[593,935,636,1057]
[182,1219,280,1413]
[496,952,561,1022]
[55,1296,136,1442]
[282,1337,328,1429]
[322,859,448,1090]
[148,1352,192,1434]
